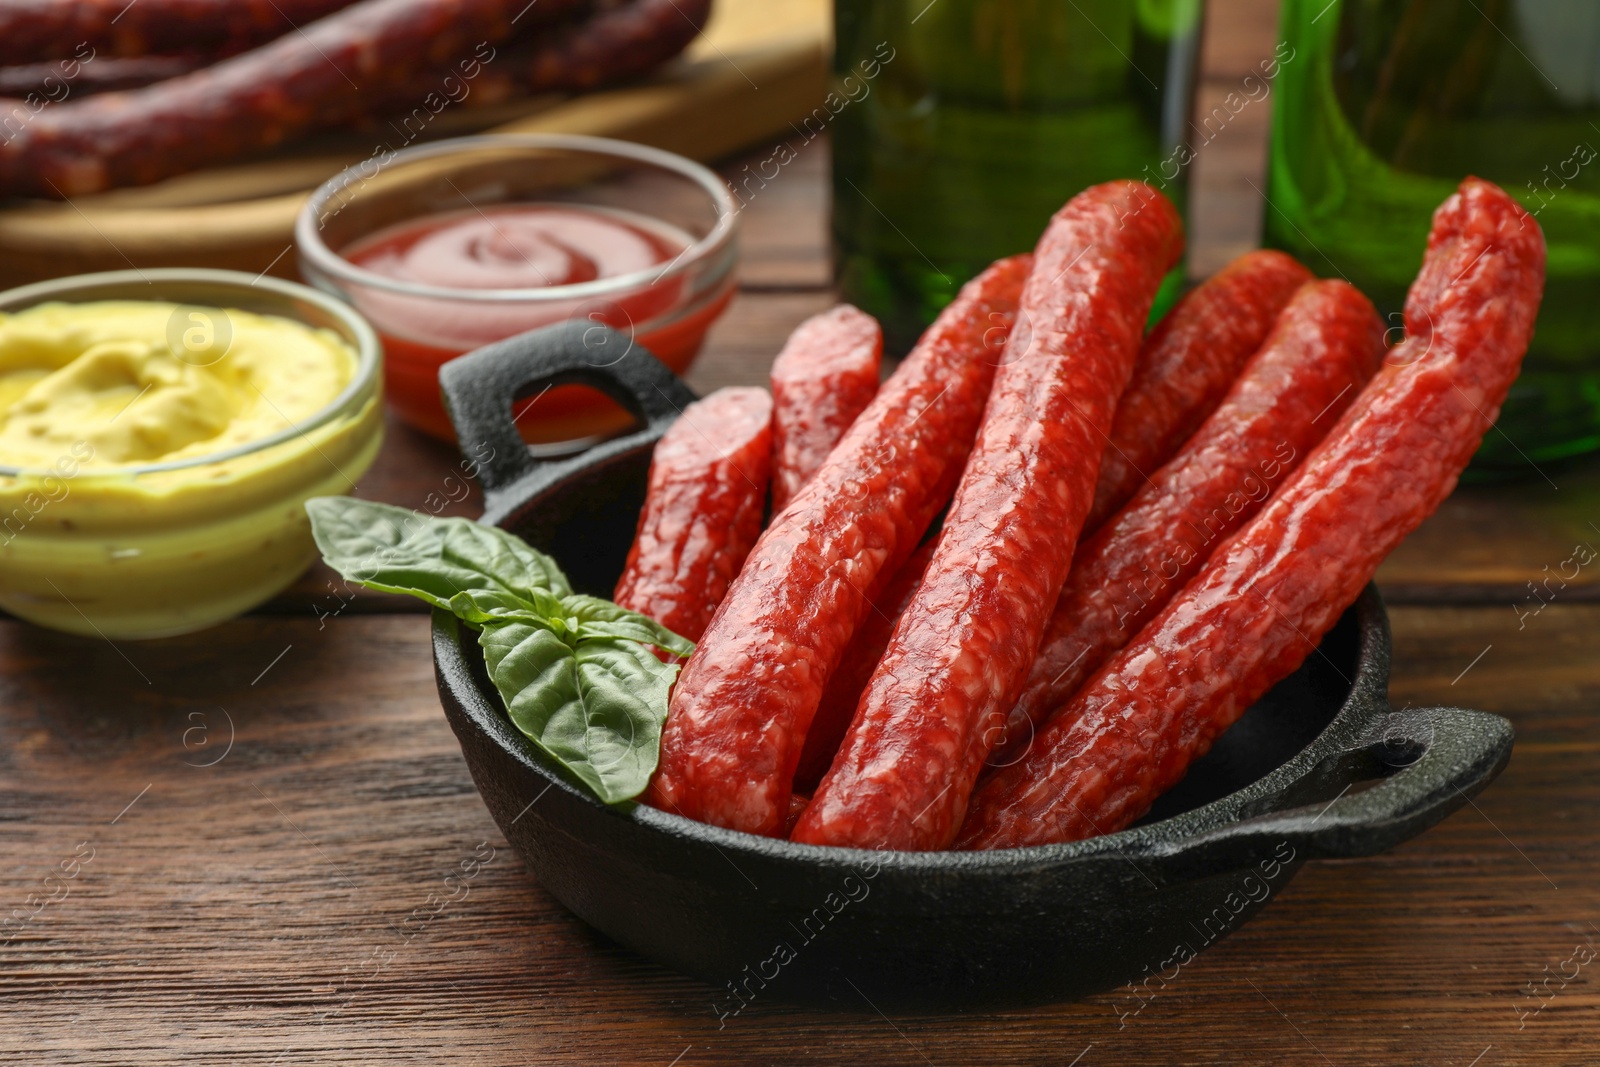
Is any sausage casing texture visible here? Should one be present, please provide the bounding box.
[791,182,1184,851]
[792,537,935,792]
[959,178,1545,851]
[357,0,709,132]
[341,0,707,143]
[769,304,883,515]
[613,387,773,645]
[0,0,708,198]
[0,55,211,101]
[991,279,1386,767]
[0,0,537,198]
[0,0,358,65]
[647,254,1033,837]
[514,0,709,92]
[1086,250,1312,532]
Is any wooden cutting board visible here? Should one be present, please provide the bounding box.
[0,0,830,288]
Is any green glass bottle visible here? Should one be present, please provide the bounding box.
[1265,0,1600,473]
[831,0,1204,353]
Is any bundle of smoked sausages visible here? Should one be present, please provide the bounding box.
[0,0,711,198]
[616,177,1545,851]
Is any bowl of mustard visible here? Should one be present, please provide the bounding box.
[0,268,383,638]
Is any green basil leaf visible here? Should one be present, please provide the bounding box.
[308,499,690,806]
[447,587,570,627]
[306,497,570,609]
[561,594,695,657]
[444,588,540,623]
[479,620,680,804]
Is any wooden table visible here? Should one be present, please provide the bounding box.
[5,6,1600,1065]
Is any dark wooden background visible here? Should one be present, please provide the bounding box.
[4,1,1600,1063]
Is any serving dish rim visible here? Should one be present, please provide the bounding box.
[433,527,1393,878]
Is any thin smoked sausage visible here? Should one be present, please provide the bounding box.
[769,304,882,514]
[959,178,1544,850]
[792,181,1183,851]
[990,279,1384,767]
[614,387,773,644]
[1087,250,1311,532]
[647,254,1032,837]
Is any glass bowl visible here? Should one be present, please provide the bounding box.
[295,134,739,447]
[0,269,383,639]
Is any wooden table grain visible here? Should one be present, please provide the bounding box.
[5,3,1600,1064]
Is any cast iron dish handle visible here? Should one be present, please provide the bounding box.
[439,321,697,507]
[1144,704,1512,881]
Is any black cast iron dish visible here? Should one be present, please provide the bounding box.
[431,322,1514,1010]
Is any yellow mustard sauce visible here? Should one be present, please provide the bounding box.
[0,300,382,638]
[0,300,354,469]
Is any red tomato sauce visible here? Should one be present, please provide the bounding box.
[343,204,731,443]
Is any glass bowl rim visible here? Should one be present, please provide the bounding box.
[0,267,382,479]
[294,133,740,305]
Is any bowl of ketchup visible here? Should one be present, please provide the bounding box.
[295,134,738,446]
